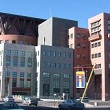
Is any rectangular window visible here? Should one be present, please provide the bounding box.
[53,63,56,68]
[12,79,17,87]
[6,56,11,66]
[48,62,51,67]
[20,80,24,87]
[70,34,73,39]
[20,72,24,77]
[21,51,25,57]
[58,52,61,57]
[42,51,46,56]
[13,56,18,67]
[53,73,60,78]
[12,72,17,77]
[20,57,25,67]
[53,81,60,88]
[42,62,46,67]
[27,73,31,79]
[5,71,10,77]
[48,51,51,56]
[13,50,18,56]
[18,40,23,44]
[5,40,9,43]
[27,58,32,67]
[64,74,70,78]
[5,50,11,55]
[12,40,16,44]
[53,52,56,57]
[27,80,31,87]
[63,52,66,57]
[43,73,50,77]
[27,52,32,57]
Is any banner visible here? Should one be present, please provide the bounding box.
[76,71,85,88]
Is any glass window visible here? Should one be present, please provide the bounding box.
[64,74,70,78]
[27,58,32,67]
[48,51,51,56]
[6,56,11,66]
[92,43,94,48]
[12,80,17,87]
[77,34,80,39]
[5,40,9,43]
[63,52,66,57]
[63,81,70,88]
[58,63,61,68]
[5,50,11,55]
[12,40,16,44]
[21,51,25,57]
[13,56,18,67]
[53,81,60,88]
[53,52,56,57]
[20,57,25,67]
[53,73,60,78]
[12,72,17,77]
[70,34,73,39]
[5,71,10,77]
[48,62,51,67]
[42,62,46,67]
[13,50,18,56]
[58,52,61,57]
[27,73,31,79]
[27,52,32,57]
[42,51,46,56]
[27,80,31,87]
[18,40,23,44]
[20,80,24,87]
[53,63,56,68]
[43,73,50,77]
[20,72,24,77]
[98,42,101,46]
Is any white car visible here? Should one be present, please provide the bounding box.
[3,96,14,102]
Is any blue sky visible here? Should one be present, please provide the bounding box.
[0,0,109,28]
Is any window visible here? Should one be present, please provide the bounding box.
[5,50,11,55]
[27,80,31,87]
[12,72,17,77]
[21,51,25,57]
[64,74,69,78]
[77,54,80,58]
[53,52,56,57]
[77,34,80,39]
[53,63,56,68]
[42,62,46,67]
[27,58,32,67]
[98,53,101,57]
[68,53,71,58]
[43,73,50,77]
[63,63,66,69]
[5,40,9,43]
[13,56,18,67]
[43,51,46,56]
[70,34,73,39]
[63,52,66,57]
[20,80,24,87]
[12,80,17,87]
[63,81,70,88]
[13,50,18,56]
[27,52,32,57]
[58,52,61,57]
[18,40,23,44]
[20,57,25,67]
[53,81,60,88]
[5,71,10,77]
[92,54,94,59]
[53,73,60,78]
[70,44,73,48]
[98,42,101,46]
[12,40,16,44]
[95,43,97,47]
[95,53,97,58]
[92,44,94,48]
[77,43,81,48]
[20,72,24,77]
[48,62,51,67]
[48,51,51,56]
[82,35,86,39]
[6,56,11,66]
[58,63,61,68]
[27,73,31,79]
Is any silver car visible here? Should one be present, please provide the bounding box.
[58,99,85,110]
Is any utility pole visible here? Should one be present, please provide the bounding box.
[81,64,96,102]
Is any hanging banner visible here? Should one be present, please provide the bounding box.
[76,71,85,88]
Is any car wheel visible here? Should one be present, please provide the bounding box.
[58,105,62,110]
[35,104,37,106]
[68,106,72,110]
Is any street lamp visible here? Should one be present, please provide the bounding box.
[54,93,56,106]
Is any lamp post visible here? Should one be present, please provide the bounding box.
[54,93,56,106]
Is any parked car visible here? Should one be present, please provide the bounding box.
[22,97,38,106]
[0,101,24,110]
[58,99,85,110]
[77,97,89,103]
[3,96,14,102]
